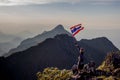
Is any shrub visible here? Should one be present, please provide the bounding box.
[36,67,72,80]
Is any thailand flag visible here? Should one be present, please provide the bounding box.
[70,24,84,36]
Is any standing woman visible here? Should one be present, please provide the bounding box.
[77,48,85,71]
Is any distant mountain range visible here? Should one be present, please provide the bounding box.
[0,42,15,56]
[7,25,71,56]
[0,31,34,56]
[0,25,119,80]
[0,32,22,56]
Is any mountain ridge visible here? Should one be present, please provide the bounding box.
[0,34,119,80]
[78,36,119,66]
[3,34,78,80]
[7,25,71,56]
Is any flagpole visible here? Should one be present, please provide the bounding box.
[70,24,84,51]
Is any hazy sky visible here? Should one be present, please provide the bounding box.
[0,0,120,34]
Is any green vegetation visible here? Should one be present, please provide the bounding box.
[97,61,114,72]
[97,51,120,80]
[98,51,120,71]
[104,76,120,80]
[36,67,72,80]
[36,51,120,80]
[97,76,120,80]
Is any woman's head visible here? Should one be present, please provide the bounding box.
[80,48,84,53]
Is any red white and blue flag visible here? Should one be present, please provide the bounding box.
[70,24,84,36]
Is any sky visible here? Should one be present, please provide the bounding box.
[0,0,120,49]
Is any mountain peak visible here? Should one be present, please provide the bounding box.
[7,24,71,56]
[54,24,64,30]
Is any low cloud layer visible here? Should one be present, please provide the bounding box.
[0,0,119,6]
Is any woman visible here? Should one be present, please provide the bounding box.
[77,48,85,71]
